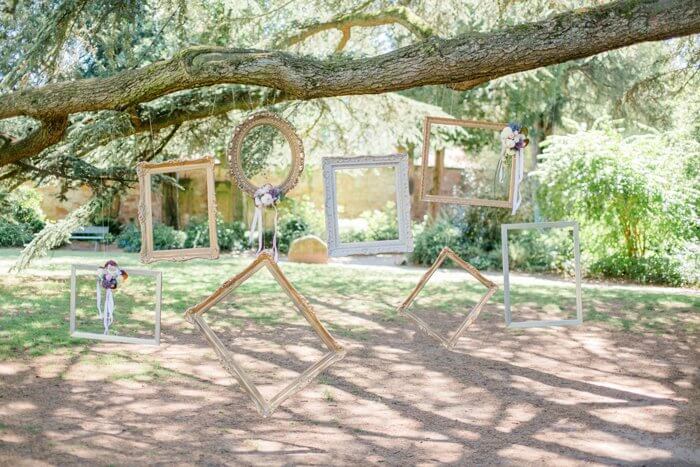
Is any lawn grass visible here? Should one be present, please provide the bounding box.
[0,248,698,359]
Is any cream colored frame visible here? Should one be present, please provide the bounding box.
[137,157,219,263]
[69,264,162,345]
[398,247,497,350]
[419,116,516,208]
[227,111,305,196]
[184,252,345,418]
[502,221,583,328]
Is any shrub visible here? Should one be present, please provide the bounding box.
[217,219,247,251]
[153,224,186,250]
[411,206,507,270]
[0,186,45,233]
[184,216,247,251]
[589,253,685,286]
[116,223,141,252]
[0,220,34,247]
[508,229,575,275]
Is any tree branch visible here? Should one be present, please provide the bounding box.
[277,5,434,49]
[1,0,698,165]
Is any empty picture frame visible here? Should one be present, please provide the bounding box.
[69,264,162,345]
[184,252,345,417]
[322,154,413,256]
[137,157,219,263]
[501,221,583,328]
[419,116,516,208]
[398,247,498,350]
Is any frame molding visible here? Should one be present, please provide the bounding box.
[184,252,345,418]
[137,157,219,263]
[69,264,162,345]
[398,247,497,350]
[322,154,413,257]
[419,116,516,208]
[501,221,583,328]
[227,111,305,196]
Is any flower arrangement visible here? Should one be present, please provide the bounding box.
[98,260,128,289]
[253,183,282,208]
[96,260,128,335]
[500,123,529,163]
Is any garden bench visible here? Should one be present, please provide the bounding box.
[69,226,109,251]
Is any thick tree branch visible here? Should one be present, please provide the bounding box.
[277,6,434,49]
[1,0,699,166]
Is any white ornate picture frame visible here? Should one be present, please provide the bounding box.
[137,157,219,263]
[501,221,583,328]
[69,264,162,345]
[419,116,517,208]
[322,154,413,257]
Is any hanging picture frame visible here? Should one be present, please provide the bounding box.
[184,252,345,417]
[322,154,413,257]
[227,111,305,196]
[501,221,583,328]
[137,157,219,263]
[398,247,497,350]
[419,116,519,209]
[69,264,162,345]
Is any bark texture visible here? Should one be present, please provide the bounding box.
[1,0,699,166]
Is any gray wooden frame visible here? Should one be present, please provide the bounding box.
[137,157,219,263]
[322,154,413,257]
[69,264,162,345]
[501,221,583,328]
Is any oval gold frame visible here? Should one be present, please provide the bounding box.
[227,111,305,196]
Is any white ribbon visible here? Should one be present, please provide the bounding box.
[249,203,279,262]
[498,127,526,215]
[511,147,524,215]
[95,279,114,335]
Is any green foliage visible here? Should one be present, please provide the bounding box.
[411,206,506,270]
[116,222,187,252]
[0,186,45,233]
[589,253,684,287]
[118,217,248,253]
[339,201,400,243]
[532,118,700,285]
[0,221,34,247]
[116,223,141,252]
[184,216,248,251]
[508,229,575,275]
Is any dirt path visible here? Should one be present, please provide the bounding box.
[1,292,698,466]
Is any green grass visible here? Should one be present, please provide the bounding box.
[0,248,698,359]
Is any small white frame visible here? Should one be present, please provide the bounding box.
[501,221,583,329]
[322,154,413,257]
[69,264,162,345]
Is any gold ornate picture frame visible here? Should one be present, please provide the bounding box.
[398,247,497,350]
[419,116,516,209]
[227,111,305,196]
[184,252,345,417]
[137,157,219,263]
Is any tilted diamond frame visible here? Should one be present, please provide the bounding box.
[398,247,498,350]
[184,252,345,417]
